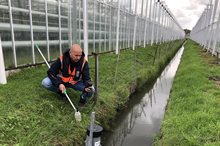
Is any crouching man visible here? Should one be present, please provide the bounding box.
[42,44,94,105]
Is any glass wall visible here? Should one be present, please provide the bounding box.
[191,0,220,56]
[0,0,184,69]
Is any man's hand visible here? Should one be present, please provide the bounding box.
[84,87,91,92]
[59,84,66,93]
[85,85,95,93]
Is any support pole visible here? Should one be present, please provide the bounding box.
[116,0,121,54]
[58,0,62,55]
[8,0,17,67]
[29,0,35,64]
[92,52,98,102]
[88,112,95,146]
[0,36,7,84]
[132,0,138,50]
[86,112,103,146]
[83,0,88,60]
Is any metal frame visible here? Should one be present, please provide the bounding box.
[0,0,184,69]
[191,0,220,56]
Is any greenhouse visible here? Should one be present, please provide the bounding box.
[0,0,184,69]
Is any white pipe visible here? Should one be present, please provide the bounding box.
[116,0,121,54]
[132,0,138,50]
[8,0,17,67]
[0,36,7,84]
[68,0,72,47]
[83,0,88,60]
[58,0,62,55]
[45,0,50,61]
[29,0,35,64]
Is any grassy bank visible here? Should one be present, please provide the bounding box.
[0,40,184,145]
[154,40,220,146]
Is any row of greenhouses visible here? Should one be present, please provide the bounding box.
[0,0,185,69]
[191,0,220,55]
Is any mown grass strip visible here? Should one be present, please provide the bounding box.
[154,40,220,146]
[0,40,184,145]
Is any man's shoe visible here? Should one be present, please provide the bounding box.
[78,95,86,106]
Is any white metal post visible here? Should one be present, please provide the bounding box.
[0,36,7,84]
[160,4,165,43]
[45,0,50,61]
[204,6,212,49]
[201,8,208,47]
[144,0,149,47]
[207,3,214,51]
[156,2,161,44]
[116,0,121,54]
[209,0,219,54]
[139,0,144,46]
[109,3,112,51]
[151,0,156,45]
[162,10,166,43]
[127,0,132,48]
[83,0,88,60]
[123,11,126,48]
[29,0,35,64]
[165,12,168,42]
[212,9,220,55]
[132,0,138,50]
[148,0,153,44]
[58,0,62,55]
[104,4,107,52]
[8,0,17,67]
[99,3,101,53]
[79,0,82,46]
[93,0,96,52]
[72,0,77,44]
[68,0,73,47]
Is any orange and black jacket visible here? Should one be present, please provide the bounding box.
[47,49,91,88]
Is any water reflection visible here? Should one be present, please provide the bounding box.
[103,47,184,146]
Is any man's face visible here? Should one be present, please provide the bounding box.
[69,49,82,62]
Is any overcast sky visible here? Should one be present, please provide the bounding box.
[165,0,208,30]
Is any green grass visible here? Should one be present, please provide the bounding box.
[0,40,184,145]
[154,40,220,146]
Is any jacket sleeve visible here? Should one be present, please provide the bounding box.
[82,61,91,85]
[47,58,63,87]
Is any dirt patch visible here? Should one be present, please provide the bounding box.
[199,50,220,65]
[208,76,220,86]
[209,60,220,65]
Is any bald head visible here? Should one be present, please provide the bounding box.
[71,44,82,52]
[69,44,82,62]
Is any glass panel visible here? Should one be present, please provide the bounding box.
[16,46,32,66]
[32,13,46,26]
[0,30,11,41]
[12,0,29,9]
[12,11,29,25]
[2,47,14,69]
[32,0,45,12]
[0,9,10,23]
[35,44,47,63]
[34,32,46,40]
[49,44,60,60]
[48,16,58,27]
[0,0,8,6]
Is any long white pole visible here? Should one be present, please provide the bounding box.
[132,0,138,50]
[116,0,121,54]
[0,36,7,84]
[83,0,88,60]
